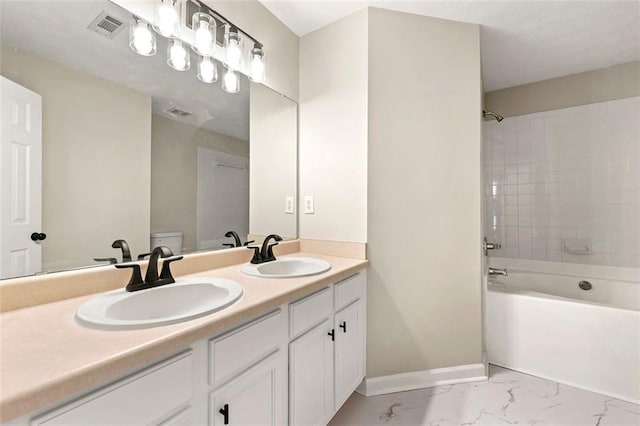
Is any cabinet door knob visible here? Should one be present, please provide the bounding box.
[219,403,230,425]
[328,329,335,341]
[339,321,347,333]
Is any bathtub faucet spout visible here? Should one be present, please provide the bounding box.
[488,267,508,276]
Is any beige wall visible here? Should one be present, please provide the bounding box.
[249,83,297,240]
[367,9,483,376]
[484,61,640,117]
[1,46,151,271]
[298,10,369,243]
[150,114,248,253]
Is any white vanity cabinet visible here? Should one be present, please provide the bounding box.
[334,300,365,410]
[208,309,288,426]
[30,352,194,426]
[209,351,287,426]
[22,268,366,426]
[288,272,367,425]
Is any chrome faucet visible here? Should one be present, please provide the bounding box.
[488,267,508,277]
[483,237,502,256]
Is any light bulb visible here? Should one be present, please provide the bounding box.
[195,22,212,54]
[192,13,216,56]
[129,18,156,56]
[197,57,217,83]
[222,68,239,93]
[249,45,265,83]
[153,0,180,38]
[226,39,241,69]
[224,27,243,70]
[167,40,190,71]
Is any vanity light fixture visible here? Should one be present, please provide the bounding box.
[248,43,265,83]
[192,12,215,56]
[153,0,181,38]
[221,68,239,93]
[128,0,265,94]
[129,17,156,56]
[167,39,190,71]
[224,25,243,70]
[197,56,218,83]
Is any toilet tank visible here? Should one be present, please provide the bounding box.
[150,232,183,255]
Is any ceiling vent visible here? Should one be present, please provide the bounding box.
[87,11,126,39]
[166,107,192,118]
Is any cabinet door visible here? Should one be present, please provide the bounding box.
[209,351,286,426]
[289,319,334,425]
[32,352,193,426]
[334,301,364,411]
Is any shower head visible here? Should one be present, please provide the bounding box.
[483,110,504,122]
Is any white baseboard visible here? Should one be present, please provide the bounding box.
[356,363,488,397]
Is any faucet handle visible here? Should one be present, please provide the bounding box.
[94,257,118,264]
[159,255,184,283]
[115,263,144,291]
[247,246,262,264]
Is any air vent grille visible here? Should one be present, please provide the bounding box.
[166,107,192,117]
[87,11,126,39]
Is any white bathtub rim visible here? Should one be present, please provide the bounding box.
[497,268,640,285]
[487,282,640,313]
[488,257,640,283]
[489,362,640,406]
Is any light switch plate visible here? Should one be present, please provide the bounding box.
[285,196,295,214]
[304,196,314,214]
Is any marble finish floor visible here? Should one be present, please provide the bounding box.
[329,365,639,426]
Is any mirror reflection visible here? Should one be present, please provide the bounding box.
[0,0,297,280]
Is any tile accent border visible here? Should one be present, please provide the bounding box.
[356,363,488,397]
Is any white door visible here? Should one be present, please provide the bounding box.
[334,301,365,411]
[289,319,334,425]
[0,76,42,279]
[209,351,286,426]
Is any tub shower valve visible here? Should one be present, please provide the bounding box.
[483,237,502,256]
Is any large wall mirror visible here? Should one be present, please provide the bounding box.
[0,0,297,280]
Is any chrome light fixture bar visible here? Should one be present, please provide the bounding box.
[128,0,266,95]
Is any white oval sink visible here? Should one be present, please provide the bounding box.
[76,277,243,329]
[240,256,331,279]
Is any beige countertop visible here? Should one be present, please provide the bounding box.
[0,252,367,422]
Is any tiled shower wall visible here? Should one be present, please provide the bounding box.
[483,96,640,268]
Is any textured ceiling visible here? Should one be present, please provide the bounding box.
[260,0,640,91]
[0,0,249,141]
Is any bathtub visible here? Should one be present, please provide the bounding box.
[486,257,640,404]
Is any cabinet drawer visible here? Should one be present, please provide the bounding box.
[32,352,192,426]
[289,287,332,339]
[334,273,364,311]
[157,406,193,426]
[209,309,284,388]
